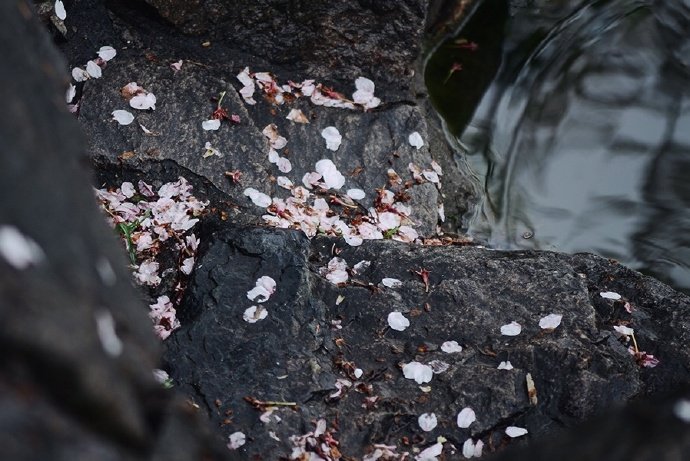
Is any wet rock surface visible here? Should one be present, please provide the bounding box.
[4,0,690,460]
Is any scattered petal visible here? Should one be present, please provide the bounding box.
[65,83,76,103]
[408,131,424,149]
[321,126,342,151]
[500,321,522,336]
[402,361,433,384]
[382,278,402,288]
[462,438,483,459]
[315,159,345,190]
[286,108,309,123]
[600,291,622,300]
[418,413,438,432]
[674,399,690,423]
[112,110,135,125]
[86,60,102,79]
[441,341,463,353]
[202,119,221,130]
[72,67,89,82]
[505,426,528,438]
[614,325,635,336]
[457,407,476,428]
[387,311,410,331]
[54,0,66,20]
[243,188,272,208]
[227,431,246,450]
[354,368,363,379]
[416,442,443,460]
[243,305,268,323]
[130,92,157,110]
[98,46,117,61]
[347,188,365,200]
[497,361,514,370]
[539,313,563,330]
[0,226,45,269]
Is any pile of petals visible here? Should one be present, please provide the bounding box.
[250,161,420,247]
[237,67,381,110]
[289,419,341,460]
[95,177,208,339]
[67,45,117,112]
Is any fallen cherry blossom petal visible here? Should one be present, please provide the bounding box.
[0,225,45,269]
[170,60,183,72]
[72,67,89,82]
[315,159,345,190]
[321,126,342,151]
[130,92,157,110]
[539,313,562,330]
[347,188,365,200]
[54,0,66,20]
[416,442,443,460]
[429,360,450,374]
[286,108,309,123]
[505,426,528,438]
[276,176,293,189]
[243,305,268,323]
[112,110,134,125]
[86,60,102,79]
[418,413,437,432]
[462,438,484,459]
[600,291,622,300]
[614,325,634,336]
[497,361,514,370]
[237,67,256,105]
[402,361,433,384]
[98,46,117,61]
[243,188,271,208]
[457,407,476,428]
[382,278,402,288]
[65,83,76,103]
[500,321,522,336]
[409,131,424,149]
[387,311,410,331]
[441,341,463,353]
[227,431,246,449]
[202,119,221,130]
[354,368,363,379]
[276,157,292,173]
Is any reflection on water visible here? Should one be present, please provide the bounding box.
[430,0,690,293]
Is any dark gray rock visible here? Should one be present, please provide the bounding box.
[164,228,690,458]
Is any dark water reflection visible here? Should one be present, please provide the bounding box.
[428,0,690,293]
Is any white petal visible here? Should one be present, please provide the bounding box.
[0,225,45,269]
[98,46,117,61]
[457,407,476,428]
[441,341,463,353]
[354,368,363,379]
[227,431,246,449]
[613,325,635,336]
[346,188,365,200]
[130,93,157,110]
[673,399,690,423]
[378,212,401,231]
[355,76,376,94]
[286,108,309,123]
[276,157,292,173]
[112,110,134,125]
[402,361,433,384]
[277,176,294,189]
[65,83,76,103]
[418,413,438,432]
[243,306,268,323]
[202,119,221,130]
[408,131,424,149]
[497,361,514,370]
[54,1,66,20]
[382,277,402,288]
[505,426,528,438]
[326,269,349,285]
[86,60,102,78]
[243,188,272,208]
[500,321,522,336]
[387,311,410,331]
[462,438,477,459]
[539,313,562,330]
[71,67,89,82]
[600,291,622,300]
[315,159,345,190]
[416,442,443,460]
[321,126,342,151]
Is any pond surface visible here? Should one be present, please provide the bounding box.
[426,0,690,294]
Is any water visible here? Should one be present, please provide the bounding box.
[426,0,690,293]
